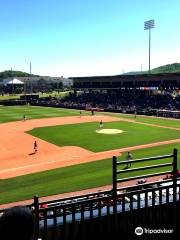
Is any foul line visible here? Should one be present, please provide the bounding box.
[1,138,180,175]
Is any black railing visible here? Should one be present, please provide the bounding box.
[0,149,179,239]
[33,178,179,239]
[112,149,177,198]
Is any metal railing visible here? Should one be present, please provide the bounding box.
[0,149,179,239]
[30,149,179,239]
[112,148,177,200]
[32,178,179,239]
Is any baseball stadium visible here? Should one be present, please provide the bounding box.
[0,71,180,239]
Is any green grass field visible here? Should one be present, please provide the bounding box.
[0,143,179,204]
[0,105,83,123]
[0,105,179,204]
[28,121,180,152]
[0,91,71,101]
[103,112,180,129]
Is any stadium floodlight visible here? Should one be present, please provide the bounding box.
[144,19,155,73]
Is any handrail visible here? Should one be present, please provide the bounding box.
[116,162,173,174]
[116,153,173,165]
[116,170,172,183]
[112,148,178,197]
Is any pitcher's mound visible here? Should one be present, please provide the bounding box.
[96,129,124,134]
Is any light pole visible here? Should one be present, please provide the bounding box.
[24,76,27,104]
[30,62,33,94]
[144,19,155,73]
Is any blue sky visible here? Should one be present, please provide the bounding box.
[0,0,179,77]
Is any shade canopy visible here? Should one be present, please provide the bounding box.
[3,78,24,85]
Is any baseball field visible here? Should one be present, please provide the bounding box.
[0,105,179,205]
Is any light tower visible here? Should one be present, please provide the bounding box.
[144,19,155,73]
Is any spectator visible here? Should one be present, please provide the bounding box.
[0,206,35,240]
[137,178,146,184]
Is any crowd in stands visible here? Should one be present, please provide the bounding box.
[33,91,180,113]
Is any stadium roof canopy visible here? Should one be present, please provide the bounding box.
[72,72,180,82]
[72,73,180,90]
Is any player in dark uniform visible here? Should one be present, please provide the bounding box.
[23,115,26,121]
[134,110,137,120]
[126,151,132,168]
[99,120,104,128]
[34,141,38,153]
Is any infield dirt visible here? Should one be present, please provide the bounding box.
[0,115,179,179]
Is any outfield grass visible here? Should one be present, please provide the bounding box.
[28,121,180,152]
[102,112,180,129]
[0,91,71,100]
[0,143,179,204]
[0,105,86,123]
[0,105,179,128]
[0,94,20,100]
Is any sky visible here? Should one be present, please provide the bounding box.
[0,0,179,77]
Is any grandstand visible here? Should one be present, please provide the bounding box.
[72,73,180,117]
[22,72,180,118]
[73,72,179,89]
